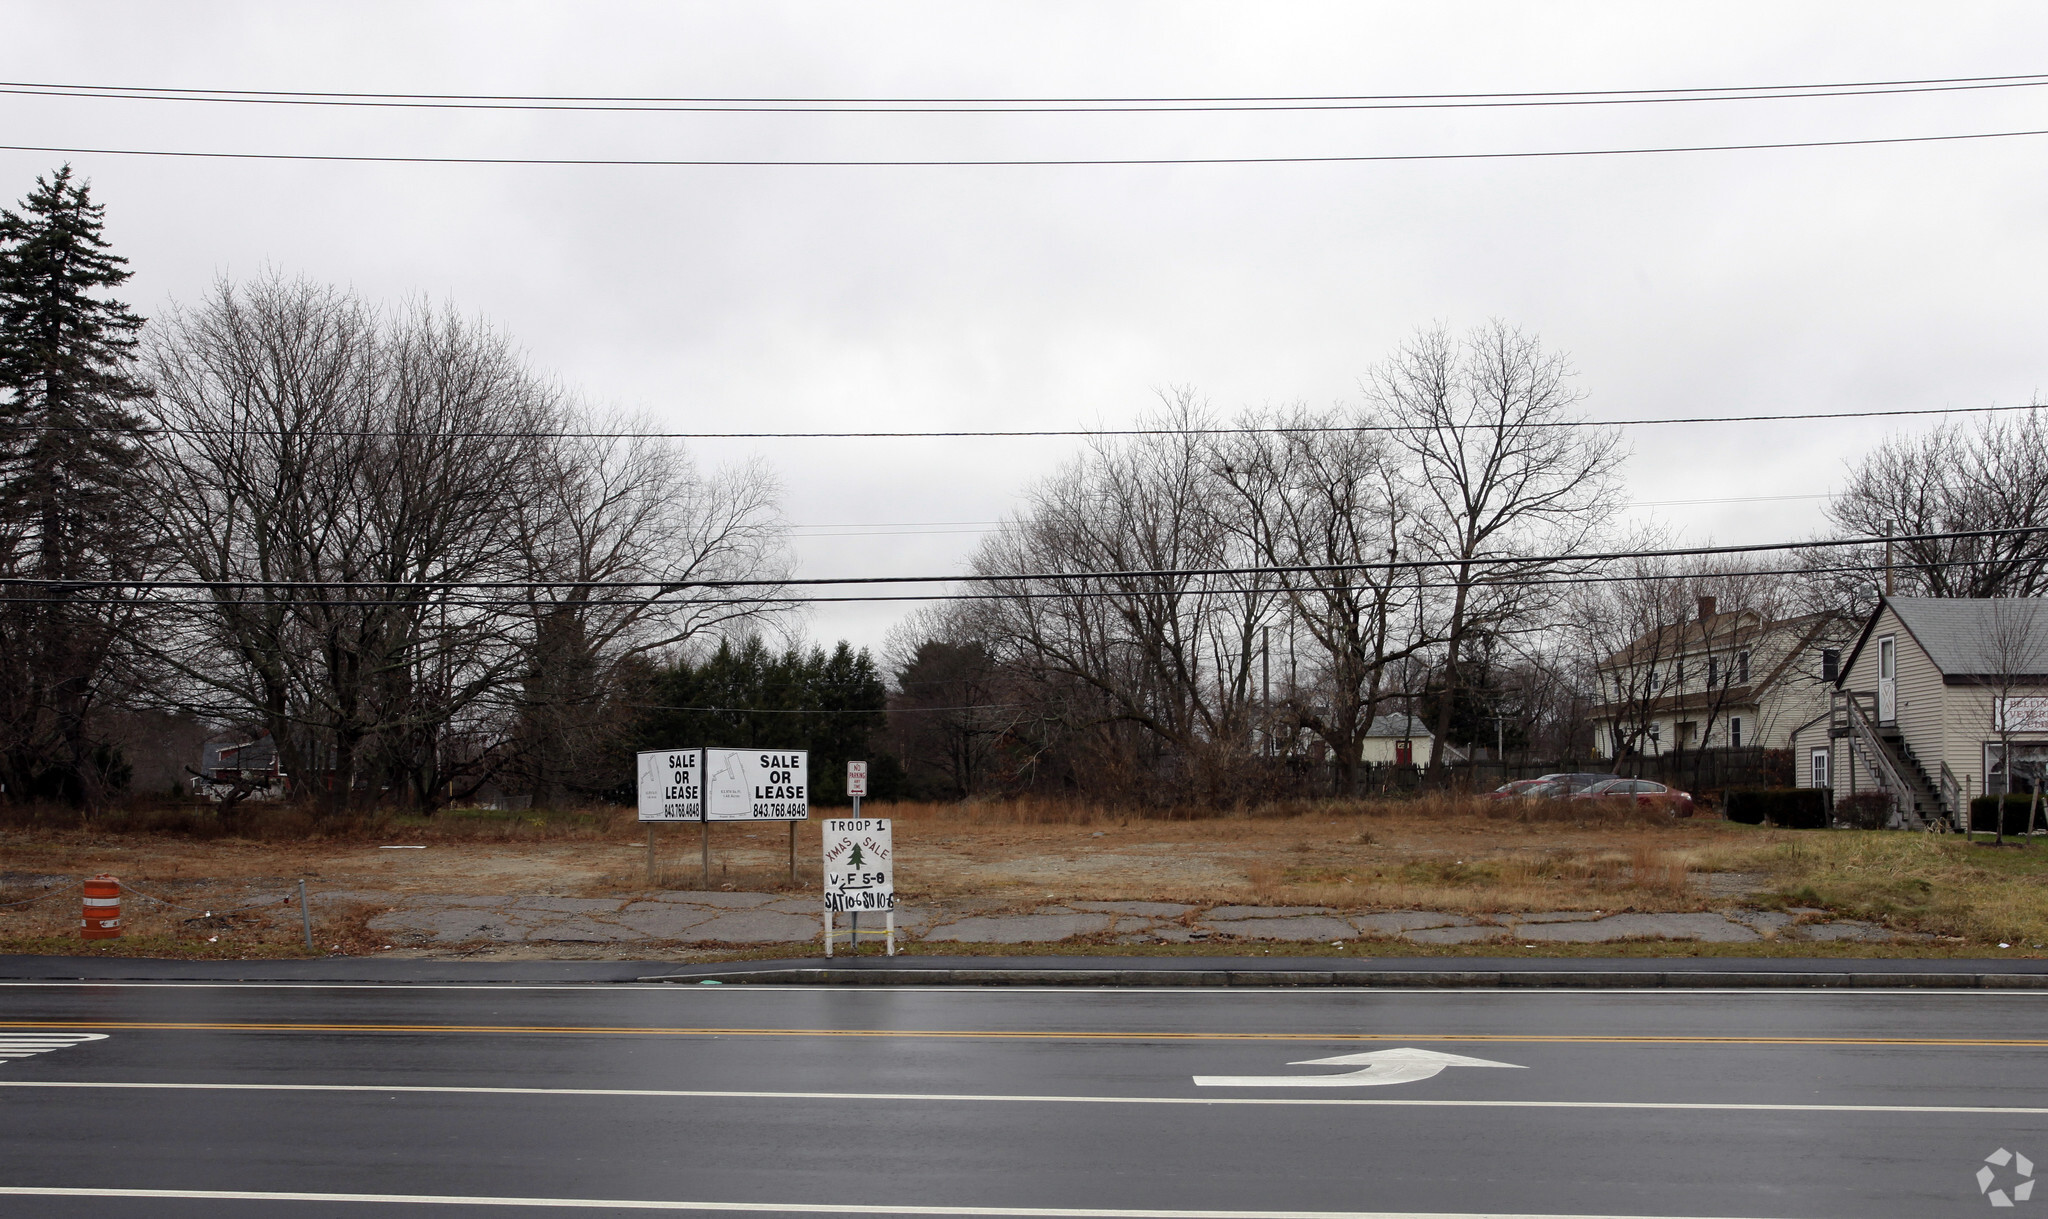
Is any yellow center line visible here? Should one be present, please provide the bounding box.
[1,1021,2045,1046]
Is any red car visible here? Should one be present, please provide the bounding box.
[1571,777,1695,817]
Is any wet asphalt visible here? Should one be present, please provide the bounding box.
[0,980,2044,1217]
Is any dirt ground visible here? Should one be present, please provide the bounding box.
[3,795,2045,957]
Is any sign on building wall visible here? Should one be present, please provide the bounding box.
[703,748,809,821]
[635,749,703,822]
[823,817,895,912]
[1996,697,2048,734]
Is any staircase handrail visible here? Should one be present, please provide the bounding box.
[1842,692,1917,825]
[1939,760,1963,828]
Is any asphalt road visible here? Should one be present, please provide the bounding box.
[1,981,2044,1218]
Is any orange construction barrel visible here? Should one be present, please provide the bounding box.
[81,875,121,939]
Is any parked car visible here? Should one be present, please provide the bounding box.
[1534,772,1621,795]
[1485,773,1613,800]
[1571,777,1696,817]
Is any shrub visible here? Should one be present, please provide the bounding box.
[1723,787,1830,828]
[1969,793,2044,836]
[1833,790,1895,831]
[1722,788,1767,824]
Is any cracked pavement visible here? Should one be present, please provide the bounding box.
[359,890,1922,948]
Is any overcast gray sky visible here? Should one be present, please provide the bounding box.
[5,2,2045,655]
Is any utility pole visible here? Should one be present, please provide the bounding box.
[1884,520,1896,596]
[1261,626,1271,756]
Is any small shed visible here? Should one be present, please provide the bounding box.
[1360,713,1464,767]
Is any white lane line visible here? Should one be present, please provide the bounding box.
[2,1079,2045,1115]
[0,1033,105,1063]
[0,1187,1794,1217]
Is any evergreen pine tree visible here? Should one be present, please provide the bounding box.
[0,165,153,804]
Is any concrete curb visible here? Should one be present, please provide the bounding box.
[638,965,2048,988]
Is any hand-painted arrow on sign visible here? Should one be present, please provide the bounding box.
[1193,1046,1523,1088]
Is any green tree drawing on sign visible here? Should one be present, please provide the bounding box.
[847,843,865,870]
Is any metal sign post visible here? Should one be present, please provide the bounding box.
[822,815,894,957]
[636,750,703,888]
[846,761,867,946]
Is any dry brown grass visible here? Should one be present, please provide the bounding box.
[0,798,640,843]
[9,791,2048,953]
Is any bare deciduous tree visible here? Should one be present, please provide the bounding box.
[1373,321,1626,779]
[963,393,1273,803]
[1825,410,2048,607]
[141,275,789,815]
[1211,405,1425,794]
[507,414,788,807]
[1973,598,2048,843]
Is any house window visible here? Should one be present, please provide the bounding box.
[1986,742,2048,795]
[1821,649,1840,681]
[1647,669,1661,691]
[1810,747,1830,788]
[1737,651,1751,684]
[1731,717,1743,748]
[1675,660,1685,688]
[1708,656,1720,686]
[1677,721,1697,747]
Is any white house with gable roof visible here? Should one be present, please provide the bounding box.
[1790,596,2048,828]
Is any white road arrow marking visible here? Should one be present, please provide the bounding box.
[0,1033,107,1063]
[1193,1047,1523,1088]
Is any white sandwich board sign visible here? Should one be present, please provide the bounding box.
[636,749,703,822]
[822,817,895,912]
[703,748,809,821]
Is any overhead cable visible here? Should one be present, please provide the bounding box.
[0,524,2029,592]
[0,559,1989,608]
[8,72,2048,113]
[20,400,2042,442]
[7,125,2048,169]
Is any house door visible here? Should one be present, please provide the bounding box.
[1394,739,1413,766]
[1877,636,1897,724]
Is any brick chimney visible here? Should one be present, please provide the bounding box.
[1697,595,1717,621]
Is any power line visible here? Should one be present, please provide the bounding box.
[0,556,2004,610]
[1,525,2039,597]
[73,400,2048,442]
[788,491,1840,536]
[8,73,2048,113]
[8,125,2048,169]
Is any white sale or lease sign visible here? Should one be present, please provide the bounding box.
[636,749,703,822]
[823,818,894,912]
[703,748,809,821]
